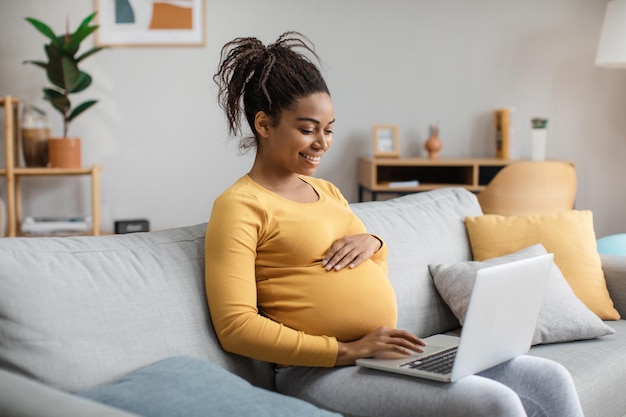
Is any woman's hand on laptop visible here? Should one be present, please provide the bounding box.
[335,326,426,366]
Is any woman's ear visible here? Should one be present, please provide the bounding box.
[254,111,271,139]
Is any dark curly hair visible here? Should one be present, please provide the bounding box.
[213,31,330,151]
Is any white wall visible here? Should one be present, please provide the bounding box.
[1,0,626,237]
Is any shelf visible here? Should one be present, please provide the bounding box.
[358,157,512,201]
[13,166,100,176]
[377,183,484,192]
[0,96,102,237]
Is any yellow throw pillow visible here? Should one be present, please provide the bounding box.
[464,210,620,320]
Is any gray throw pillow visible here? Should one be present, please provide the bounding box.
[78,356,340,417]
[429,244,615,345]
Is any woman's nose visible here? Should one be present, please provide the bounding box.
[313,133,329,151]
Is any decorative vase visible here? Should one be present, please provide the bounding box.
[530,118,548,161]
[20,105,50,167]
[530,129,547,161]
[425,125,443,159]
[48,137,81,168]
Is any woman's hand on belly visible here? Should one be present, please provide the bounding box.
[323,234,382,271]
[334,326,426,366]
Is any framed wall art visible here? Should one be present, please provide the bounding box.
[372,125,400,158]
[95,0,205,47]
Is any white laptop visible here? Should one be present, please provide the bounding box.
[356,253,553,383]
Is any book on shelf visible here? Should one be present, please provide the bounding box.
[494,108,517,159]
[22,216,92,234]
[387,180,420,188]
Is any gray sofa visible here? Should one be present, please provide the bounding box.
[1,187,625,417]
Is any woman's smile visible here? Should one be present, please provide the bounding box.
[299,152,322,164]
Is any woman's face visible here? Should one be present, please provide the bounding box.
[260,92,335,177]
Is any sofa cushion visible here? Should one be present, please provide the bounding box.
[429,244,615,345]
[528,319,626,417]
[601,254,626,317]
[0,368,139,417]
[597,233,626,256]
[0,225,275,392]
[79,356,340,417]
[464,211,620,320]
[350,188,483,337]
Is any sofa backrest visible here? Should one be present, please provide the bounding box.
[350,187,483,337]
[0,224,276,393]
[0,187,482,394]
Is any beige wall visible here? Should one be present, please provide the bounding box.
[1,0,625,237]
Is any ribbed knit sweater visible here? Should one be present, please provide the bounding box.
[205,175,397,367]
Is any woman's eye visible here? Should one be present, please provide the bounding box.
[300,129,314,134]
[324,129,333,135]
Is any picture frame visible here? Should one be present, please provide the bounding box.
[372,125,400,158]
[95,0,205,47]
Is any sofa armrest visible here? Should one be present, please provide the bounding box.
[0,368,139,417]
[601,254,626,318]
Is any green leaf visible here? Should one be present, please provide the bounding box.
[43,88,70,115]
[43,45,82,93]
[60,55,82,91]
[25,17,61,46]
[78,11,97,29]
[76,46,106,63]
[67,25,99,55]
[67,100,98,122]
[69,72,92,93]
[43,87,65,100]
[23,60,48,70]
[66,12,98,54]
[44,44,66,89]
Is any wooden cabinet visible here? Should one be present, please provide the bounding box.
[358,157,512,201]
[0,96,101,236]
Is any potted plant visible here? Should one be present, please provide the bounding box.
[24,12,105,168]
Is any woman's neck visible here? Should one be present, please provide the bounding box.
[248,166,318,203]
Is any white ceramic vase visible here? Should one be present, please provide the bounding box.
[531,128,547,161]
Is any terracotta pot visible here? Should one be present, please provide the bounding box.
[48,137,81,168]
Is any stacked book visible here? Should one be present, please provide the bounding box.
[22,216,92,236]
[388,180,419,188]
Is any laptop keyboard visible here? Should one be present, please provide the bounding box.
[399,346,458,374]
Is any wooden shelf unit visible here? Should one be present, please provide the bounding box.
[0,96,101,237]
[358,157,513,201]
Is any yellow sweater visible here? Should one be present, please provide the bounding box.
[205,175,397,367]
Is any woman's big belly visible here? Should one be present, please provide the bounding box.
[257,260,397,342]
